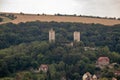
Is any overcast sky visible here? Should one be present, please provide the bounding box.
[0,0,120,18]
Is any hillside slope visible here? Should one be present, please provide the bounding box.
[0,16,11,22]
[0,12,120,26]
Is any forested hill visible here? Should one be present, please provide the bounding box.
[0,21,120,53]
[0,21,120,80]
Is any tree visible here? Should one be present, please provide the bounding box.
[0,60,9,77]
[0,18,3,22]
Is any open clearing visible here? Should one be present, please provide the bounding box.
[0,12,120,26]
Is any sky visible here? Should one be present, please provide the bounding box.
[0,0,120,18]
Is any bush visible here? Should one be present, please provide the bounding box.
[0,18,3,22]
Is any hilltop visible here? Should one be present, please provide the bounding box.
[0,12,120,26]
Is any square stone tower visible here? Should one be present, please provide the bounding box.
[49,29,55,42]
[74,31,80,42]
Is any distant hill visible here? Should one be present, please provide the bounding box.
[0,12,120,26]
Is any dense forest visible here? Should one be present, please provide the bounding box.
[0,21,120,80]
[0,21,120,53]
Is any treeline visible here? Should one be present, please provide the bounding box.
[0,21,120,53]
[0,13,17,20]
[54,13,120,20]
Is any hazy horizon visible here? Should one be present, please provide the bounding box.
[0,0,120,18]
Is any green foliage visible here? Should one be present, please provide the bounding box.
[0,41,119,79]
[0,21,120,53]
[0,18,3,22]
[0,77,14,80]
[0,21,120,79]
[0,14,16,20]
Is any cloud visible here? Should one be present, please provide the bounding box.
[0,0,5,8]
[74,0,120,17]
[0,0,77,14]
[0,0,120,17]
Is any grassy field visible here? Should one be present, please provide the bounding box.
[0,12,120,26]
[0,16,11,23]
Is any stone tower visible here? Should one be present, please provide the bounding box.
[49,29,55,42]
[74,31,80,42]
